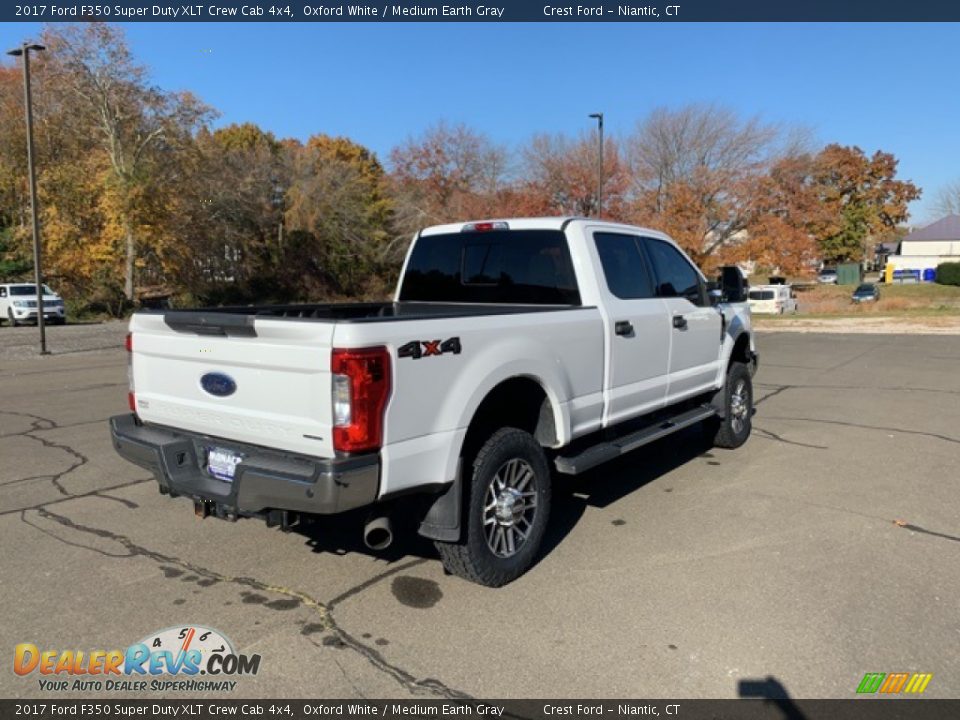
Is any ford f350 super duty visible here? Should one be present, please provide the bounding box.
[110,218,757,586]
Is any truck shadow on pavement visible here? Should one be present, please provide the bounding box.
[290,425,716,573]
[540,425,714,561]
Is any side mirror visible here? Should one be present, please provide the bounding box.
[705,281,723,306]
[719,266,746,303]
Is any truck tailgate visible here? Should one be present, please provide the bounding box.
[129,313,336,458]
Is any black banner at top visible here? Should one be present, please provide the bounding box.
[5,0,960,22]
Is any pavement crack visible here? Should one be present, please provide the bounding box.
[753,426,828,450]
[0,477,152,517]
[0,409,86,495]
[754,381,960,397]
[761,415,960,445]
[753,385,791,406]
[22,506,470,699]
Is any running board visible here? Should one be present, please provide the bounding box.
[554,405,717,475]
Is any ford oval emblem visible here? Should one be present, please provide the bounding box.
[200,372,237,398]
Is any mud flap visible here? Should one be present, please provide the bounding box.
[417,461,462,542]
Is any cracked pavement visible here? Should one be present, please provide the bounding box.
[1,323,958,698]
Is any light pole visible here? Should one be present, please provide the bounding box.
[7,42,48,355]
[589,112,603,218]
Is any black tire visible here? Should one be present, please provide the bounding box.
[706,362,753,449]
[435,427,551,587]
[8,309,18,327]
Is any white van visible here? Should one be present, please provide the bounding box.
[748,284,798,314]
[0,283,66,326]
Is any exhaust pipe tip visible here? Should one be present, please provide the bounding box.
[363,515,393,551]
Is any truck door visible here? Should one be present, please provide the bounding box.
[591,231,671,426]
[641,237,722,402]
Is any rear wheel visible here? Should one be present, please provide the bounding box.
[706,362,753,449]
[435,428,551,587]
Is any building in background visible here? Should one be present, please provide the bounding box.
[883,215,960,281]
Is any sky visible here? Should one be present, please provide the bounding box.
[1,21,958,223]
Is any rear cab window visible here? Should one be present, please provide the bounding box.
[399,229,581,305]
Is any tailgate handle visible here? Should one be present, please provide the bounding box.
[164,311,257,338]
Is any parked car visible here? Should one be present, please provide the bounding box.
[817,268,838,284]
[852,283,880,303]
[748,284,798,314]
[0,283,66,326]
[110,218,758,587]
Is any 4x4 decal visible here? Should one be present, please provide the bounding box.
[398,337,462,360]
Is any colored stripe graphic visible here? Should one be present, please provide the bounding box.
[904,673,933,694]
[856,672,932,694]
[857,673,886,693]
[879,673,909,693]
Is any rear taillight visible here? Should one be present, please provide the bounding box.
[126,332,136,413]
[331,346,391,453]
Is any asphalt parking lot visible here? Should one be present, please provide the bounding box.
[1,322,958,699]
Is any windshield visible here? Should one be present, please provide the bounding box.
[9,285,55,296]
[855,285,873,293]
[749,290,775,300]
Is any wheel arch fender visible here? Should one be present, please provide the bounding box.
[419,360,569,542]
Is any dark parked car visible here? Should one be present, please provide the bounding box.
[852,283,880,303]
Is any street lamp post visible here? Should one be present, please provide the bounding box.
[589,112,604,218]
[7,42,49,355]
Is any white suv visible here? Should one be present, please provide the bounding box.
[0,283,66,326]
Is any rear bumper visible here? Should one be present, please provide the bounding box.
[109,414,379,516]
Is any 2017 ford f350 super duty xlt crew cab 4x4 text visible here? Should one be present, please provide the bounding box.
[110,217,757,586]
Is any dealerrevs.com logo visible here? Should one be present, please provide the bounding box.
[14,625,261,693]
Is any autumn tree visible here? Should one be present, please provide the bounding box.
[41,23,210,302]
[811,145,920,264]
[625,104,783,262]
[521,132,628,218]
[285,135,393,297]
[168,123,287,299]
[740,153,828,274]
[389,122,509,231]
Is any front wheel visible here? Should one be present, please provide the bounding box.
[7,309,19,327]
[706,362,753,449]
[435,428,551,587]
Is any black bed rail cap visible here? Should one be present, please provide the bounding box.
[163,311,257,337]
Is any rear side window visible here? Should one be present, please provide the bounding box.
[644,238,705,306]
[399,230,580,305]
[594,233,655,299]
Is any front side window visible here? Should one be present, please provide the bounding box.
[644,238,705,305]
[594,232,655,299]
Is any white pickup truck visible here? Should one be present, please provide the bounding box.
[111,218,757,586]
